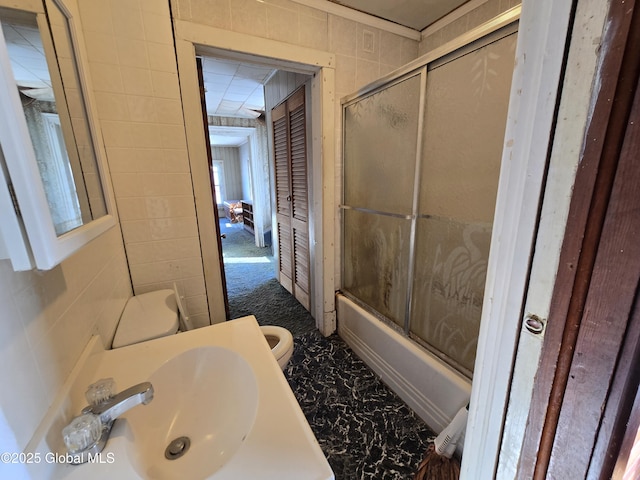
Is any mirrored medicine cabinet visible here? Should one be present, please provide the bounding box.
[0,0,115,271]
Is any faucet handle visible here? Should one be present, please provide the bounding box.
[62,413,102,454]
[86,378,115,406]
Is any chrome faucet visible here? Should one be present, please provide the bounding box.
[62,379,154,464]
[82,381,154,423]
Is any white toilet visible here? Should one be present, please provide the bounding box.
[261,325,294,370]
[112,284,294,370]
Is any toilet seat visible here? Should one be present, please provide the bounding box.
[112,289,179,348]
[260,325,294,369]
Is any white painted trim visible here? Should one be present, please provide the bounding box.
[174,20,337,333]
[247,128,267,248]
[316,66,336,336]
[496,0,611,476]
[421,0,489,37]
[0,146,33,269]
[175,38,227,325]
[175,21,335,71]
[289,0,421,41]
[461,1,576,478]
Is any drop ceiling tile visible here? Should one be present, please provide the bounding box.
[202,57,238,76]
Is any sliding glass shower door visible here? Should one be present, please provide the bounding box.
[343,73,423,328]
[341,25,517,378]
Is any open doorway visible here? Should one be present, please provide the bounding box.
[197,52,313,320]
[174,23,336,332]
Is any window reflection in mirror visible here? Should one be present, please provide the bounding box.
[0,3,106,236]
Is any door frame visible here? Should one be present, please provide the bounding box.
[516,0,640,476]
[173,20,336,333]
[460,1,578,477]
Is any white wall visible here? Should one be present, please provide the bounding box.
[0,227,130,452]
[420,0,521,55]
[212,146,242,201]
[239,142,252,201]
[0,0,133,456]
[77,0,209,327]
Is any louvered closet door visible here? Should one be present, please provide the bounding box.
[271,87,310,310]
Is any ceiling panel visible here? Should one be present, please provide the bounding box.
[329,0,467,31]
[327,0,469,31]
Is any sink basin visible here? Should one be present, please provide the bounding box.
[124,346,258,479]
[26,316,333,479]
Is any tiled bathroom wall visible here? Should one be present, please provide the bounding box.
[77,0,209,327]
[0,227,130,451]
[172,0,420,134]
[419,0,521,55]
[0,0,132,454]
[73,0,421,325]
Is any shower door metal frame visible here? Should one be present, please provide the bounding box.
[340,66,427,337]
[339,8,521,377]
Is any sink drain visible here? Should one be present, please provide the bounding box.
[165,436,191,460]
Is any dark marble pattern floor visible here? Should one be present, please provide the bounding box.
[285,331,435,479]
[220,219,435,479]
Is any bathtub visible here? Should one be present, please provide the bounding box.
[336,293,471,442]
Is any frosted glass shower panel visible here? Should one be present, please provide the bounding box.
[411,31,517,375]
[343,73,422,215]
[418,32,517,222]
[410,216,492,375]
[343,208,411,328]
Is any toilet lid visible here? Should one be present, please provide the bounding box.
[112,289,179,348]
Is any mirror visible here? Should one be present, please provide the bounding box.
[0,2,106,237]
[0,0,115,271]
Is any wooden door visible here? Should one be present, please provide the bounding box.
[517,1,640,477]
[196,57,229,318]
[272,87,310,310]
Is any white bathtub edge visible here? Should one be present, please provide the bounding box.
[336,294,472,438]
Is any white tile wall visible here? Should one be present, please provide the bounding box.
[173,0,420,297]
[419,0,521,55]
[0,227,130,451]
[78,0,209,327]
[0,0,135,455]
[173,0,419,100]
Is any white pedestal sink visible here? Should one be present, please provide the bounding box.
[24,316,334,480]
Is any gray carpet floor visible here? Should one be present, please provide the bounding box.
[221,219,316,336]
[220,219,436,479]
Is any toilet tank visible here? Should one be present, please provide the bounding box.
[112,289,179,348]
